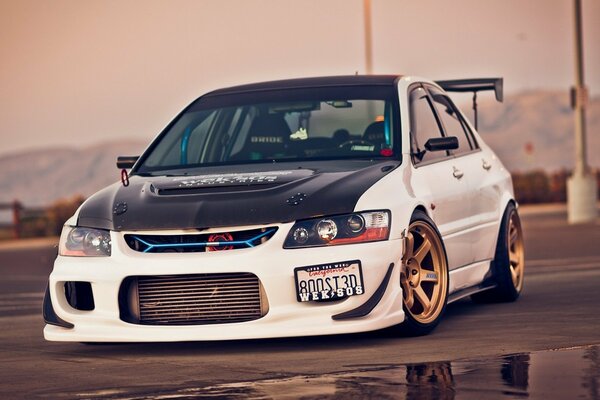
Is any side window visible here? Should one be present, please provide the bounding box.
[409,86,447,164]
[427,86,475,156]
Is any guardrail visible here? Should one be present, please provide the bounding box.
[0,196,84,240]
[0,201,49,239]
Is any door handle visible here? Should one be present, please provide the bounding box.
[452,167,464,179]
[482,159,492,171]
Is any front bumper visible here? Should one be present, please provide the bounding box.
[44,224,405,342]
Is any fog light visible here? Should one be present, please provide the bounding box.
[316,219,338,241]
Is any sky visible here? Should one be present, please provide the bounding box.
[1,0,599,156]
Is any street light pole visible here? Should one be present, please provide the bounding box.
[363,0,373,75]
[567,0,597,224]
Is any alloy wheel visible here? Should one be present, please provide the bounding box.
[400,221,448,324]
[507,211,525,292]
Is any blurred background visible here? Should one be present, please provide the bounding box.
[1,0,599,239]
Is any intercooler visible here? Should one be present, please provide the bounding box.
[119,273,268,325]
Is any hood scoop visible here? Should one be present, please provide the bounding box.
[150,169,314,196]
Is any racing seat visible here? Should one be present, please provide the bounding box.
[332,128,351,145]
[363,121,386,144]
[232,114,292,160]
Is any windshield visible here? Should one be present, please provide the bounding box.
[137,86,399,174]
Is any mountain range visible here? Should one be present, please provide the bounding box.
[0,90,598,207]
[0,141,146,207]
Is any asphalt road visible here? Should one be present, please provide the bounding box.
[0,206,599,399]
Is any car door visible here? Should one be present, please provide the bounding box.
[426,85,496,264]
[465,145,505,263]
[446,107,504,264]
[408,85,474,270]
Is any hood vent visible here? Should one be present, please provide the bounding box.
[149,170,314,196]
[152,182,280,196]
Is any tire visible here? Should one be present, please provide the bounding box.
[395,210,449,336]
[471,203,525,303]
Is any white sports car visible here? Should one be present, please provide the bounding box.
[44,75,525,342]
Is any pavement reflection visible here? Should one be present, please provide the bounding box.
[74,345,598,399]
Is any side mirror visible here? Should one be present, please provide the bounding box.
[116,155,139,169]
[424,136,459,152]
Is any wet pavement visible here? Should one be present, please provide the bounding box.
[61,345,599,399]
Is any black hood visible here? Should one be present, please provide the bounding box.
[77,160,400,231]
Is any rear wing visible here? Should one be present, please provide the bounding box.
[435,78,503,130]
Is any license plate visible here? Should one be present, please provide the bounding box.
[294,260,364,302]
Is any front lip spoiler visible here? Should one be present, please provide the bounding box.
[43,284,74,329]
[331,263,395,320]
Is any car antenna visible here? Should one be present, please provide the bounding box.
[472,91,478,130]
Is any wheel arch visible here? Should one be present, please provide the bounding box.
[395,202,431,239]
[491,195,519,249]
[413,204,429,217]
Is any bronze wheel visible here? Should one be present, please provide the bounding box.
[472,203,525,303]
[397,211,449,335]
[507,211,525,292]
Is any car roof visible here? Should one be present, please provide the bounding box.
[205,75,404,97]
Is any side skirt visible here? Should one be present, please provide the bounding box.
[448,282,497,303]
[447,260,495,304]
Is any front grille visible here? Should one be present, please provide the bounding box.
[120,273,268,325]
[125,227,277,253]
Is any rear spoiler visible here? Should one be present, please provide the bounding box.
[435,78,503,130]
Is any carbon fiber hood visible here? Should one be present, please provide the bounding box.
[77,160,400,231]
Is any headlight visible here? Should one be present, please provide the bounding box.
[59,226,112,257]
[284,210,390,249]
